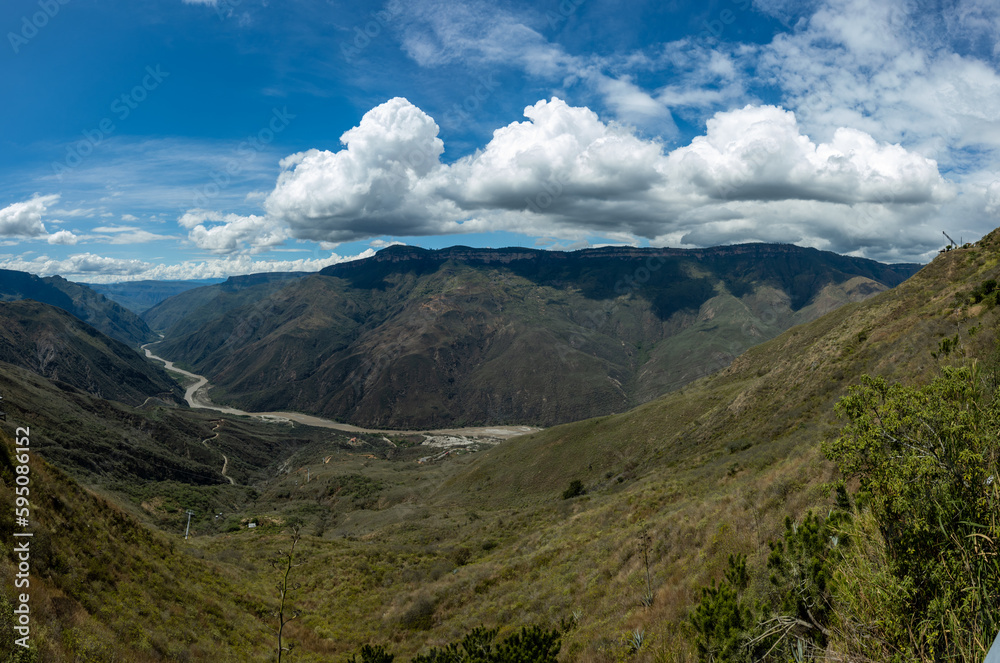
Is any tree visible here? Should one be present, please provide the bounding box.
[273,524,303,663]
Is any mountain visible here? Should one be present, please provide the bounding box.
[86,278,226,314]
[142,272,306,333]
[0,269,156,346]
[149,243,919,428]
[0,300,182,406]
[6,234,997,662]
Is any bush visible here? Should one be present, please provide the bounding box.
[412,625,561,663]
[562,479,585,500]
[826,367,1000,659]
[348,644,393,663]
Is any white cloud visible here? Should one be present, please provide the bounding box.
[247,96,950,260]
[47,230,78,245]
[0,194,57,237]
[0,250,376,283]
[758,0,1000,167]
[263,97,455,242]
[369,239,406,249]
[665,105,952,205]
[386,0,678,133]
[987,179,1000,214]
[121,214,139,222]
[187,213,288,253]
[96,228,174,244]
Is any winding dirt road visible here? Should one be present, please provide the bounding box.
[200,421,235,485]
[142,343,540,440]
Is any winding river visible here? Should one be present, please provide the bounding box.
[141,343,539,440]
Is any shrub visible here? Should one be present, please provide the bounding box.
[348,644,393,663]
[411,625,561,663]
[562,479,585,500]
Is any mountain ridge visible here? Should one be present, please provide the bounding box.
[149,243,921,428]
[0,268,157,346]
[0,300,182,406]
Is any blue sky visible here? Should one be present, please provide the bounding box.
[2,0,1000,281]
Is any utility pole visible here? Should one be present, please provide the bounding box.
[184,510,195,539]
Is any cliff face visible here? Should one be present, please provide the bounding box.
[322,243,919,274]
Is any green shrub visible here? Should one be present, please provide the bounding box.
[562,479,585,499]
[411,625,561,663]
[348,644,394,663]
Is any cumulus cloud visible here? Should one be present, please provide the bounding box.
[47,230,79,245]
[758,0,1000,167]
[665,105,952,205]
[0,194,58,238]
[187,213,287,253]
[242,96,950,259]
[263,97,456,242]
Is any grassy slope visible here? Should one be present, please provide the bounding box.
[188,238,992,661]
[6,239,993,661]
[141,273,306,334]
[0,269,156,347]
[0,429,276,662]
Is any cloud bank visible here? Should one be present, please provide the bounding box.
[189,95,952,262]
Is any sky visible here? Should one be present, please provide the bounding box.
[2,0,1000,282]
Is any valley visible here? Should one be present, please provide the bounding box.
[1,238,997,662]
[142,341,540,443]
[143,244,919,429]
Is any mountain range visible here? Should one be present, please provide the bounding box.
[2,232,997,661]
[144,243,919,428]
[0,268,156,347]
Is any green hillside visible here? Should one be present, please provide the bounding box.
[0,269,156,347]
[142,273,306,334]
[0,301,181,407]
[4,236,999,661]
[148,244,918,429]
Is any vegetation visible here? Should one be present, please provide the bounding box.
[827,366,1000,660]
[688,365,1000,662]
[0,300,181,406]
[0,267,156,346]
[10,233,1000,661]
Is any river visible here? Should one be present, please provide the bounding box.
[141,343,540,440]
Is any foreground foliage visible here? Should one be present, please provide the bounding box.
[828,365,1000,660]
[349,625,561,663]
[691,365,1000,662]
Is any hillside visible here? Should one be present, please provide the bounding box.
[149,243,919,428]
[86,278,225,314]
[3,235,998,662]
[0,269,156,346]
[0,301,182,407]
[142,272,306,333]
